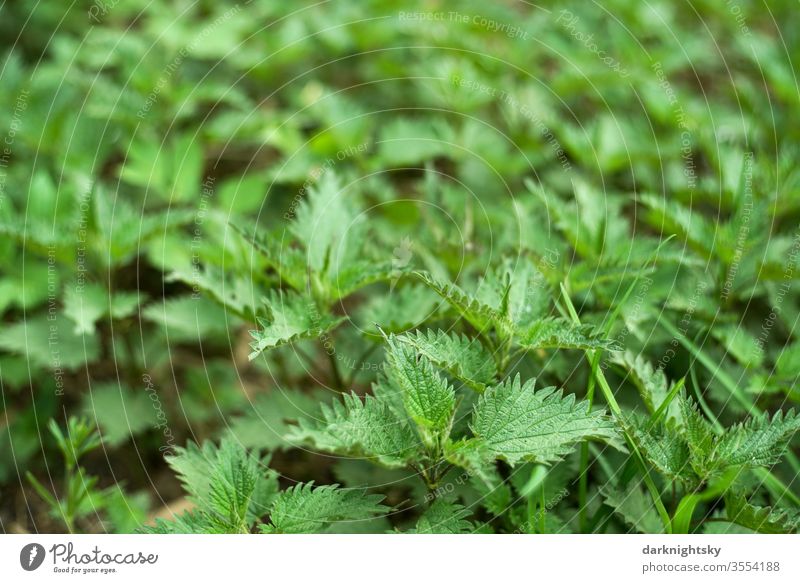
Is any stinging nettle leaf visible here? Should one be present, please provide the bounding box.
[475,259,551,330]
[409,499,478,534]
[385,337,456,443]
[231,224,308,293]
[160,438,278,534]
[470,374,621,466]
[329,261,404,302]
[711,409,800,470]
[725,492,800,534]
[393,329,497,390]
[517,317,614,351]
[414,271,508,337]
[248,291,345,359]
[261,483,387,534]
[601,479,665,534]
[611,350,672,416]
[63,283,109,335]
[288,392,420,468]
[626,414,695,486]
[290,171,357,275]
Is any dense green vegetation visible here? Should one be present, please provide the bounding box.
[1,0,799,534]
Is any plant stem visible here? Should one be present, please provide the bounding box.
[326,347,345,391]
[561,285,673,533]
[578,351,601,532]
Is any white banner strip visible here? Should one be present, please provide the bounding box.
[1,534,797,582]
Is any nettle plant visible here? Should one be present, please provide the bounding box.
[148,171,800,534]
[5,0,799,536]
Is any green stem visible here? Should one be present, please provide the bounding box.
[539,482,547,534]
[326,347,345,391]
[561,285,673,533]
[578,351,601,532]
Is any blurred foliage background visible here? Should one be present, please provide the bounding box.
[0,0,799,533]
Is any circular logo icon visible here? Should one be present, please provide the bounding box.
[20,543,46,571]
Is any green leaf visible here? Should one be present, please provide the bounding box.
[377,117,450,166]
[385,337,456,445]
[63,284,108,335]
[776,342,800,379]
[679,398,717,475]
[167,264,258,321]
[109,292,144,319]
[601,479,665,533]
[227,389,330,451]
[231,224,308,292]
[517,318,613,351]
[261,483,386,534]
[475,260,551,329]
[357,284,438,333]
[141,510,214,534]
[288,393,420,468]
[0,314,100,371]
[627,414,694,486]
[725,493,800,534]
[248,291,345,359]
[415,272,507,337]
[92,186,195,265]
[165,439,278,533]
[711,409,800,470]
[143,296,230,342]
[640,194,716,260]
[393,329,496,390]
[290,171,356,274]
[470,375,620,466]
[712,325,764,368]
[611,351,673,416]
[63,284,144,335]
[82,382,155,447]
[443,439,498,485]
[409,499,477,533]
[330,261,399,301]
